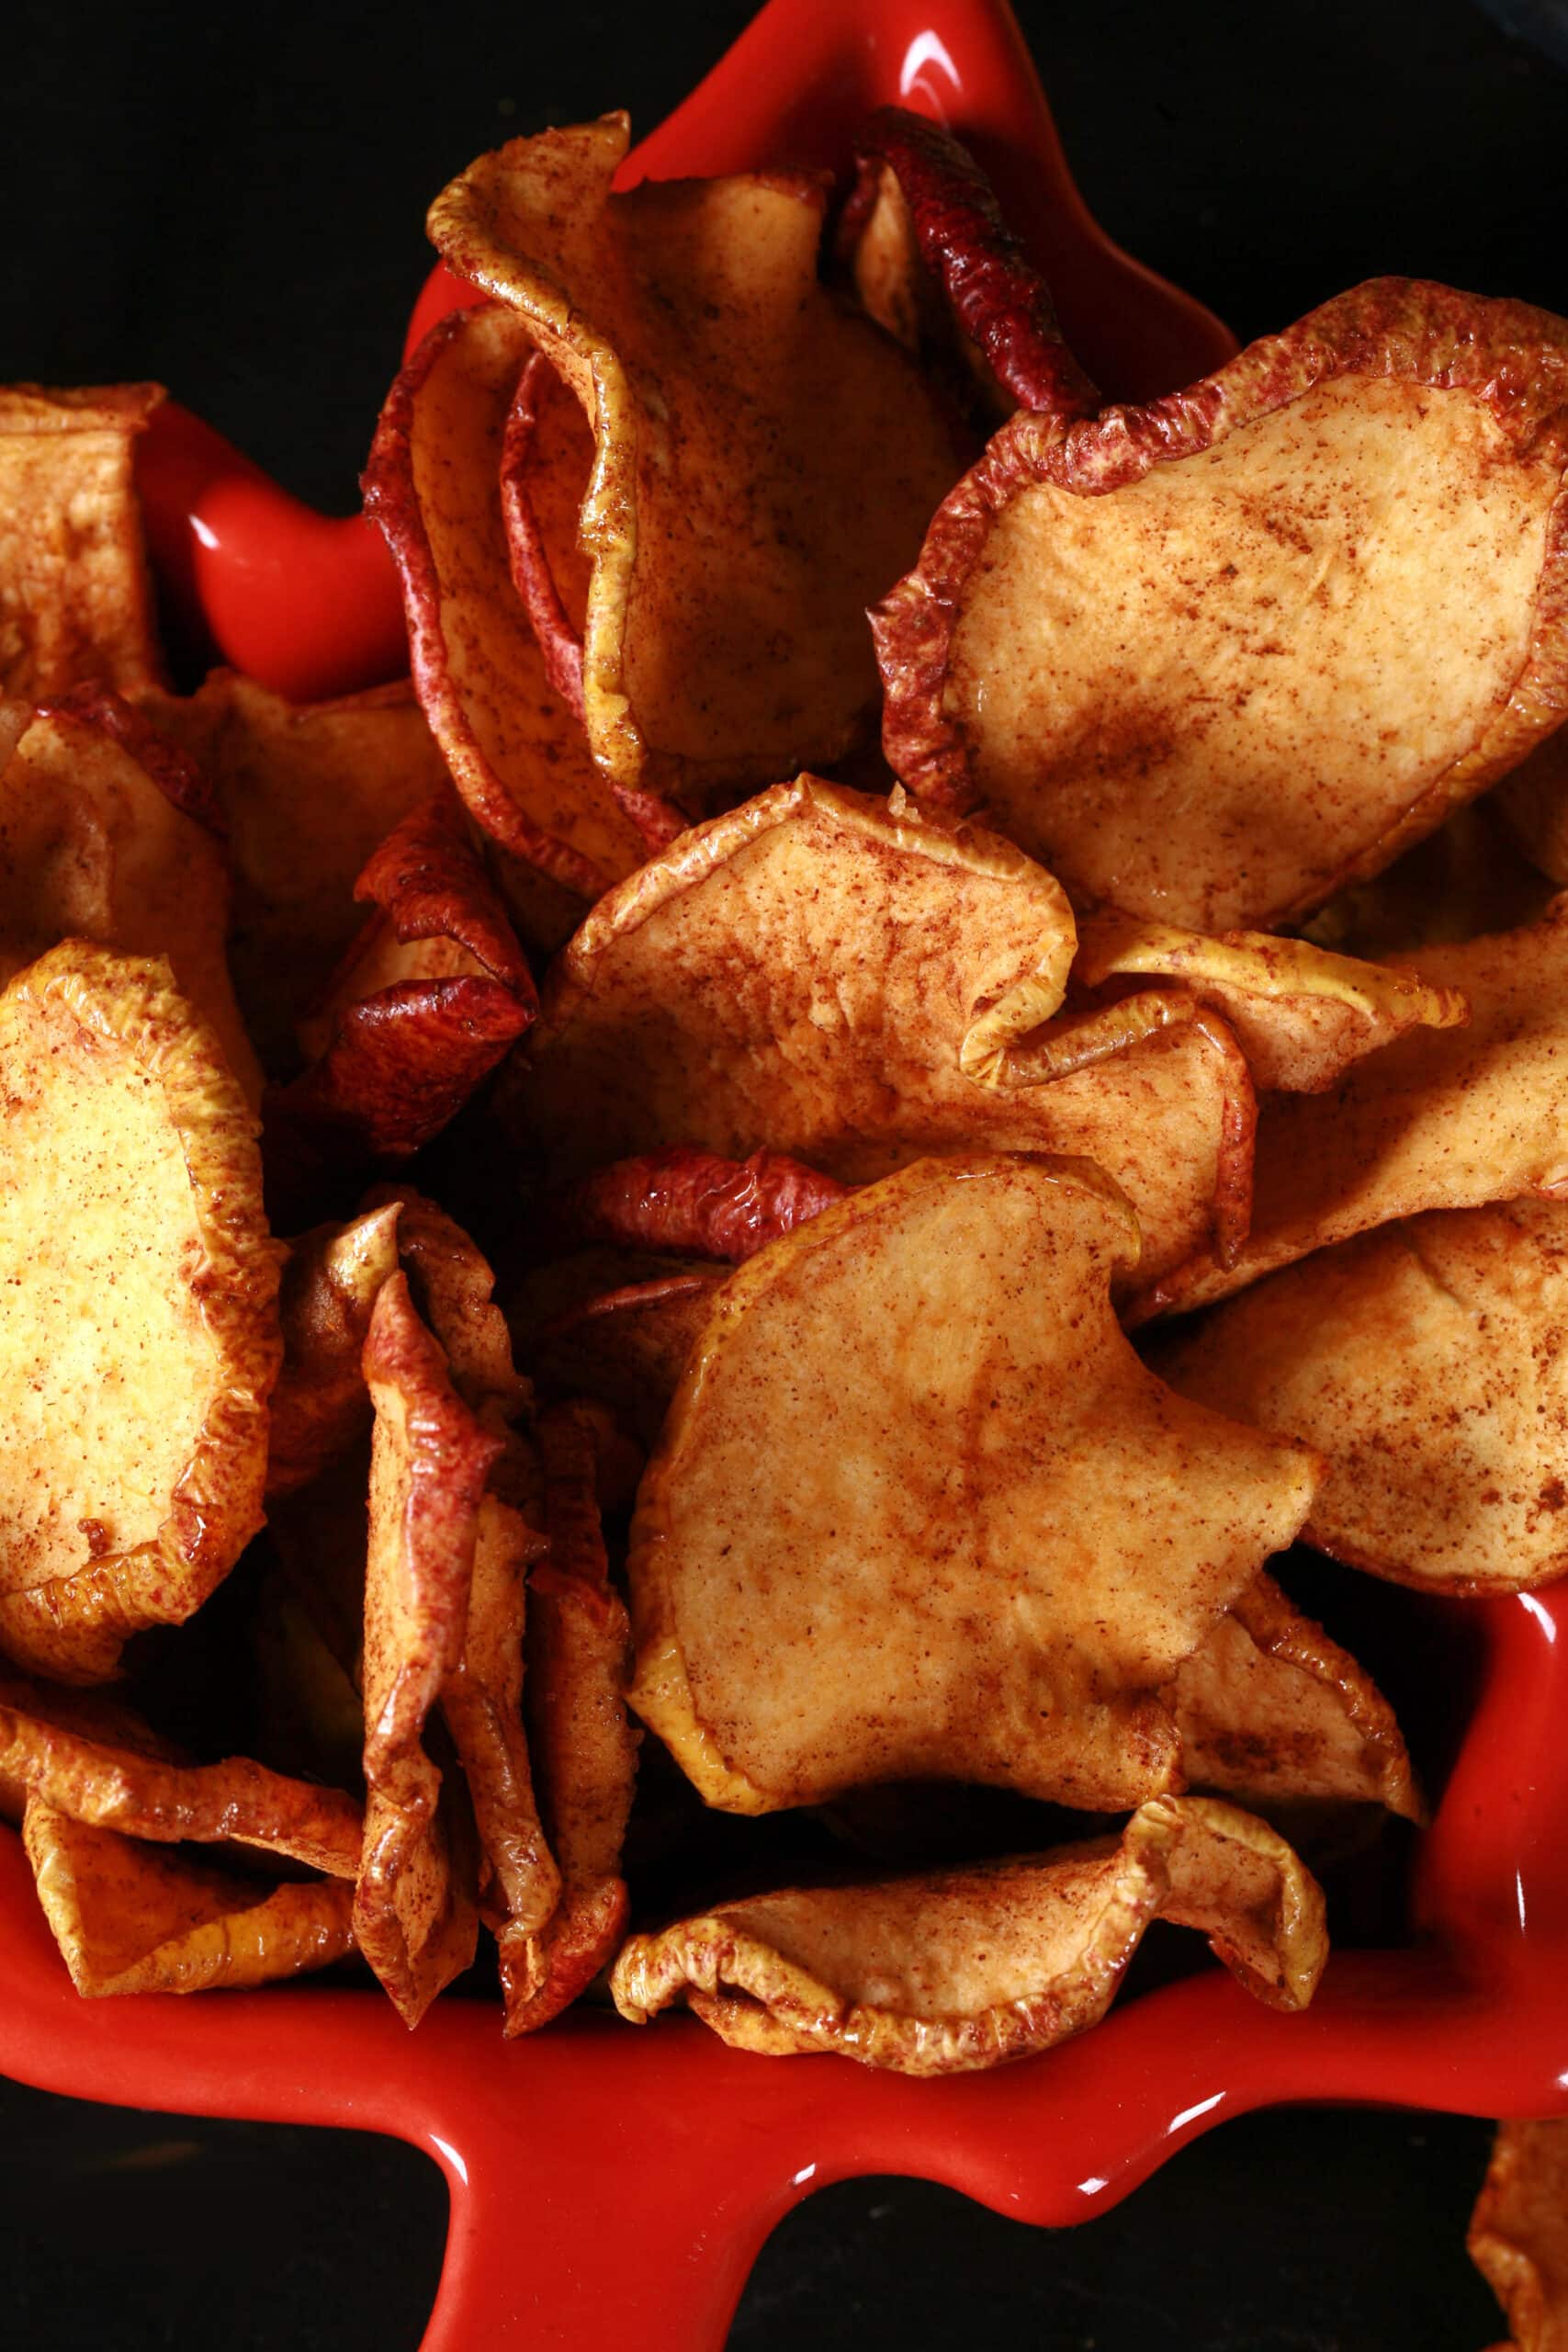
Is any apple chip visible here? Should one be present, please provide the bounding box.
[567,1148,849,1264]
[506,1401,637,2034]
[1470,2120,1568,2352]
[23,1802,355,1997]
[1169,1574,1419,1815]
[138,673,456,1068]
[1076,916,1467,1093]
[0,1697,361,1873]
[364,300,649,896]
[611,1793,1325,2074]
[0,687,262,1104]
[426,117,960,808]
[1145,898,1568,1316]
[267,1203,403,1498]
[368,1183,533,1430]
[629,1155,1317,1815]
[875,279,1568,932]
[0,383,164,699]
[1161,1197,1568,1595]
[0,942,282,1682]
[356,1270,500,2024]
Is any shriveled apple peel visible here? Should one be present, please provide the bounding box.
[611,1793,1325,2075]
[0,941,282,1684]
[1162,1195,1568,1596]
[1470,2120,1568,2352]
[427,115,960,809]
[629,1153,1318,1815]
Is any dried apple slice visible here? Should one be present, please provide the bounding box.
[364,301,649,896]
[629,1154,1317,1815]
[0,687,263,1105]
[1161,1196,1568,1595]
[267,1203,403,1498]
[1076,916,1467,1093]
[0,942,282,1683]
[505,1401,637,2035]
[875,279,1568,933]
[1470,2120,1568,2352]
[1169,1574,1419,1815]
[23,1802,355,1997]
[1145,898,1568,1316]
[356,1270,501,2024]
[0,383,164,698]
[426,117,960,808]
[0,1697,361,1874]
[567,1148,849,1264]
[367,1183,533,1431]
[611,1793,1325,2074]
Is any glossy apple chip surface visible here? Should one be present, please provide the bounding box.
[1145,897,1568,1315]
[1162,1196,1568,1595]
[628,1154,1317,1815]
[611,1793,1325,2075]
[1168,1573,1419,1815]
[876,279,1568,932]
[23,1802,355,1997]
[566,1147,849,1264]
[0,383,165,699]
[266,1202,403,1498]
[1469,2119,1568,2352]
[0,941,281,1683]
[427,116,959,808]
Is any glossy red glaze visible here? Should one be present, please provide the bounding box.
[135,0,1234,703]
[10,6,1563,2346]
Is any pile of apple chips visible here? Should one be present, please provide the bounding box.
[1,103,1566,2072]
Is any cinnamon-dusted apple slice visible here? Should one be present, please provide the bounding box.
[0,942,282,1683]
[364,301,649,896]
[506,1401,637,2035]
[23,1803,355,1997]
[1169,1574,1419,1816]
[1469,2120,1568,2352]
[0,382,165,698]
[268,790,536,1183]
[368,1183,533,1432]
[427,117,960,809]
[1145,897,1568,1317]
[0,1695,362,1875]
[137,673,457,1068]
[0,687,262,1104]
[513,776,1253,1288]
[629,1155,1317,1815]
[611,1793,1325,2075]
[875,279,1568,933]
[1161,1196,1568,1596]
[356,1270,500,2024]
[266,1203,403,1498]
[1076,917,1466,1093]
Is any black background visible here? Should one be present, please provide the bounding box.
[2,0,1565,2343]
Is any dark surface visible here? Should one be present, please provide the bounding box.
[2,0,1564,2344]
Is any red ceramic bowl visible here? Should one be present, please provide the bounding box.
[4,6,1566,2347]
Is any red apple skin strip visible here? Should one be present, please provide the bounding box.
[847,107,1100,423]
[353,790,536,1001]
[567,1148,850,1266]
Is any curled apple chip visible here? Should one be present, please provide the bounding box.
[356,1270,501,2024]
[1145,898,1568,1316]
[875,279,1568,932]
[506,1401,637,2034]
[23,1802,355,1997]
[138,673,456,1068]
[426,117,959,808]
[1470,2120,1568,2352]
[629,1155,1317,1815]
[1162,1197,1568,1595]
[1076,916,1467,1093]
[567,1148,849,1264]
[0,687,262,1105]
[611,1793,1325,2074]
[0,942,282,1682]
[0,383,164,699]
[267,1203,403,1498]
[0,1697,361,1873]
[364,300,649,897]
[1169,1574,1419,1815]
